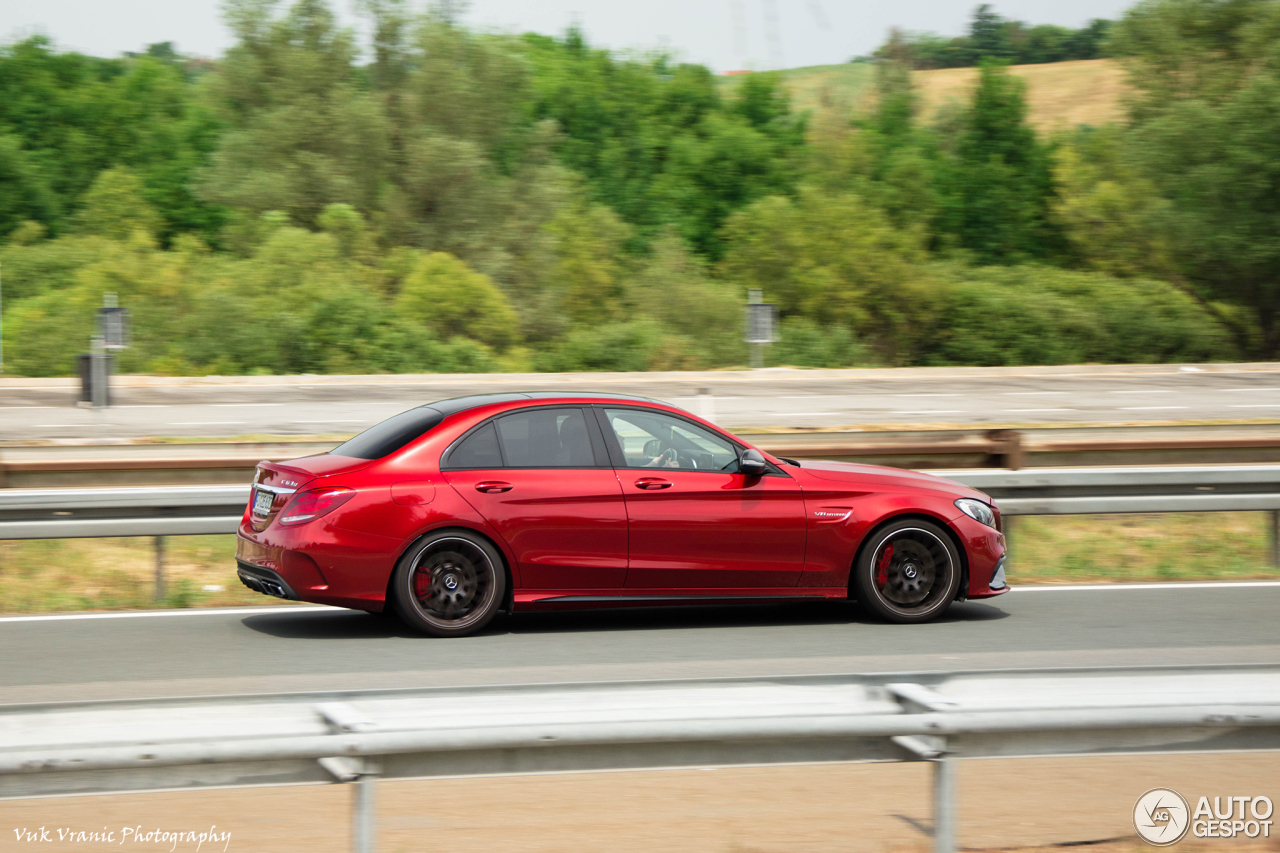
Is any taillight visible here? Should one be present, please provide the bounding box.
[278,488,356,527]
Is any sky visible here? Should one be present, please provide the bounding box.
[1,0,1135,72]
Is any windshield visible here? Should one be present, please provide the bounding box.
[330,407,445,460]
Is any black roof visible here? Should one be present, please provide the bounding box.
[425,392,659,416]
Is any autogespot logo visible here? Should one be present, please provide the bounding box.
[1134,788,1191,846]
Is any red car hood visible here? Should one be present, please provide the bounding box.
[797,460,989,502]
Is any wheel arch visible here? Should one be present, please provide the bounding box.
[848,512,969,602]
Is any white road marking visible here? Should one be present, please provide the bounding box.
[1118,406,1188,411]
[1107,389,1174,393]
[1002,391,1069,396]
[169,421,246,425]
[0,605,328,624]
[34,424,91,428]
[1002,408,1070,413]
[893,394,961,398]
[1016,580,1280,592]
[892,410,964,415]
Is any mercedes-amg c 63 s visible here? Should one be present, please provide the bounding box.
[236,394,1008,636]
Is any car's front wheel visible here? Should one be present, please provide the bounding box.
[852,519,961,624]
[391,530,506,637]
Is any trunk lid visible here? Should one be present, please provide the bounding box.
[248,455,372,531]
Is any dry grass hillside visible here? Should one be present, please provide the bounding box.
[743,57,1130,135]
[915,58,1129,133]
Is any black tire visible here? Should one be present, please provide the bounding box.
[390,529,507,637]
[852,518,961,624]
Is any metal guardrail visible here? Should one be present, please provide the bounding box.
[2,665,1278,852]
[1,465,1279,539]
[8,429,1280,487]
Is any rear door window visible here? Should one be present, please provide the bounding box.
[496,408,596,468]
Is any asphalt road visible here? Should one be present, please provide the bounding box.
[2,582,1277,705]
[4,363,1280,440]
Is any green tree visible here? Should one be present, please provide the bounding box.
[396,251,519,349]
[1113,0,1280,355]
[200,0,388,226]
[74,168,164,241]
[523,30,804,257]
[0,136,57,238]
[719,188,938,363]
[936,62,1060,264]
[0,36,222,241]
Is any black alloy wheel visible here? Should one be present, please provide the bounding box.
[852,518,961,624]
[392,530,506,637]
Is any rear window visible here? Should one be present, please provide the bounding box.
[330,407,445,460]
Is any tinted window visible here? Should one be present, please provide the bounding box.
[446,422,502,469]
[330,407,444,460]
[496,408,595,467]
[602,408,739,471]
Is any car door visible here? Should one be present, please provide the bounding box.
[595,406,807,590]
[441,406,629,590]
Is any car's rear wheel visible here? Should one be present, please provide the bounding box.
[852,519,961,624]
[391,530,506,637]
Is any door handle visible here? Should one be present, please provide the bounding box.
[475,481,513,493]
[634,478,672,490]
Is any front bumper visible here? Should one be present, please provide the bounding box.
[988,556,1008,591]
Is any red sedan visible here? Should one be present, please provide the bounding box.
[236,394,1009,636]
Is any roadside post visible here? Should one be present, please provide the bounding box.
[86,292,129,409]
[744,289,777,369]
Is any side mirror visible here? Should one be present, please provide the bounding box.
[643,438,662,460]
[739,448,767,477]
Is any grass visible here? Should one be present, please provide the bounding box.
[0,535,268,613]
[0,512,1275,614]
[1007,511,1275,584]
[745,57,1128,136]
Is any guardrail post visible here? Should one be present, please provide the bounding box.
[154,536,166,602]
[1271,510,1279,570]
[318,755,379,853]
[354,774,376,853]
[933,756,956,853]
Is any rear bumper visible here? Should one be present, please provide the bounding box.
[235,517,400,612]
[236,561,298,600]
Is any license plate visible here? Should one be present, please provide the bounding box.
[253,489,274,515]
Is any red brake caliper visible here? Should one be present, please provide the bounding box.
[876,543,894,586]
[414,569,432,599]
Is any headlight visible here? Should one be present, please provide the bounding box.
[955,498,996,529]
